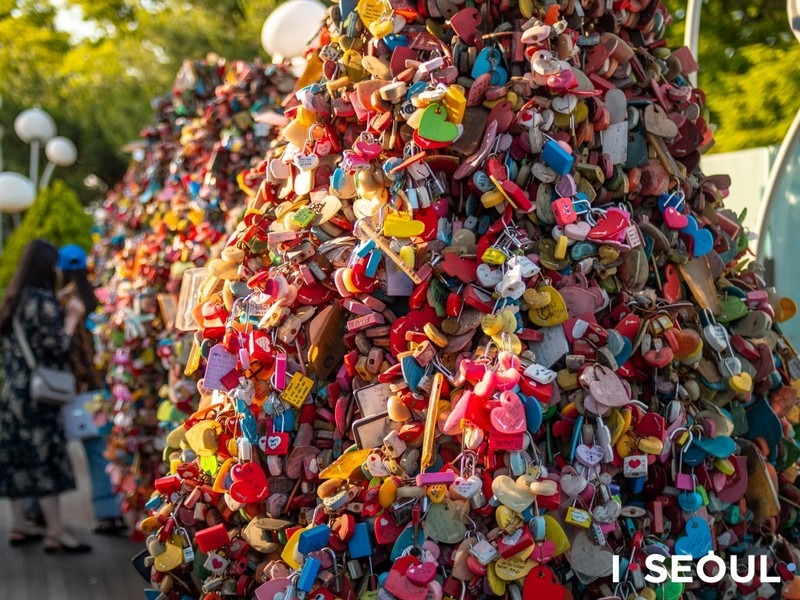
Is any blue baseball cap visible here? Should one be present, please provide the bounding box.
[58,244,87,271]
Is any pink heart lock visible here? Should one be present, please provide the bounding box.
[663,206,689,229]
[353,137,382,159]
[490,390,527,434]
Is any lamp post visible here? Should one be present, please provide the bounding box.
[0,106,77,253]
[14,107,57,187]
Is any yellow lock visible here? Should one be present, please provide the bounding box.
[443,85,466,124]
[427,483,447,504]
[523,287,551,309]
[280,526,306,570]
[368,18,393,38]
[714,457,736,476]
[185,420,221,456]
[319,448,373,479]
[495,505,524,533]
[556,369,579,391]
[565,506,592,528]
[728,372,753,394]
[638,436,664,455]
[492,333,522,355]
[296,106,317,126]
[378,477,399,507]
[554,234,569,260]
[482,248,508,266]
[399,245,415,268]
[138,515,161,534]
[500,308,517,333]
[486,562,508,595]
[544,514,571,556]
[528,285,568,327]
[616,433,637,459]
[383,213,425,238]
[481,188,505,209]
[153,541,184,573]
[494,556,535,581]
[424,323,448,347]
[482,313,504,336]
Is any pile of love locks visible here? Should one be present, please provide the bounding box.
[125,1,800,599]
[91,56,294,526]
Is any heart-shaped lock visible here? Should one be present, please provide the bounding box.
[523,565,567,599]
[476,263,503,287]
[451,475,482,499]
[528,285,568,327]
[229,462,269,504]
[679,215,714,257]
[293,153,319,172]
[492,474,535,513]
[384,556,429,600]
[568,531,614,583]
[491,391,527,434]
[575,444,604,467]
[663,206,689,229]
[674,515,713,559]
[153,539,184,572]
[418,104,461,143]
[406,561,437,586]
[559,468,588,497]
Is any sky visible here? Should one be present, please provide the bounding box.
[52,0,102,41]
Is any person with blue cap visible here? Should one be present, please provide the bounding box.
[57,244,127,536]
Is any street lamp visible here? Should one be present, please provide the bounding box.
[14,107,57,187]
[40,136,77,189]
[0,106,77,253]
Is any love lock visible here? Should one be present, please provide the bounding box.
[98,1,800,599]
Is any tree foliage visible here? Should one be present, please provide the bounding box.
[664,0,800,153]
[0,0,796,202]
[0,179,94,287]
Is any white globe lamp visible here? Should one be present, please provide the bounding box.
[261,0,327,61]
[0,172,36,213]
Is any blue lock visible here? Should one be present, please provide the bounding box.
[541,139,574,176]
[365,250,382,277]
[347,522,372,558]
[297,524,331,554]
[297,556,321,592]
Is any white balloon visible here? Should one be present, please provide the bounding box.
[261,0,327,60]
[45,136,78,167]
[0,172,36,213]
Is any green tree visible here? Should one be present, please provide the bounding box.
[0,180,94,287]
[664,0,800,153]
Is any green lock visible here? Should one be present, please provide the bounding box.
[291,207,316,229]
[695,484,709,507]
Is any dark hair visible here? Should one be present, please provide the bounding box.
[0,239,59,333]
[62,269,99,314]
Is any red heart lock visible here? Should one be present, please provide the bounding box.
[406,561,437,586]
[523,565,567,600]
[373,512,404,545]
[587,207,630,242]
[228,462,269,504]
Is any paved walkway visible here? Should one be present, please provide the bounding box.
[0,441,147,600]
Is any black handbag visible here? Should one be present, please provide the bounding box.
[13,317,76,406]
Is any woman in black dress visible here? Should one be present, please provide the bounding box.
[0,239,91,553]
